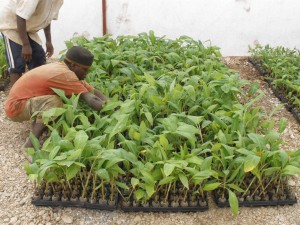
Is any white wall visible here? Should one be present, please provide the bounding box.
[106,0,300,56]
[40,0,103,57]
[1,0,299,56]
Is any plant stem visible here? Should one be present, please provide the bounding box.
[242,176,256,198]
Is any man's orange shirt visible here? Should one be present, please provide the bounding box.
[5,62,93,118]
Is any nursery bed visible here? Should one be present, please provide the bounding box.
[248,58,300,124]
[0,57,299,225]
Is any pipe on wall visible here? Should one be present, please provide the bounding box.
[102,0,107,35]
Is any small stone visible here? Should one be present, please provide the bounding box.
[38,210,46,216]
[288,180,296,186]
[133,215,141,224]
[10,217,18,224]
[61,213,73,224]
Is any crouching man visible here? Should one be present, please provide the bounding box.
[5,46,107,159]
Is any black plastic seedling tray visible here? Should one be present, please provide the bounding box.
[120,200,209,212]
[32,198,118,211]
[214,198,297,208]
[32,197,209,212]
[213,190,297,208]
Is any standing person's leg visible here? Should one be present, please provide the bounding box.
[1,34,26,86]
[27,37,46,70]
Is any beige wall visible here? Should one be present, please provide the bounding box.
[106,0,300,56]
[1,0,299,56]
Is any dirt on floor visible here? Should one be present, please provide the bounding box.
[0,57,299,225]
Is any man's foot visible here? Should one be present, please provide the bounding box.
[22,138,33,163]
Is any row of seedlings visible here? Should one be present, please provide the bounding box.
[249,44,300,121]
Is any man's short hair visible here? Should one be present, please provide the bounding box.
[65,46,94,68]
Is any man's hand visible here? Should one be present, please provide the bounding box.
[80,92,106,111]
[46,42,54,58]
[22,44,32,62]
[17,15,32,62]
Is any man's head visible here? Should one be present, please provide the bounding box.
[64,46,94,80]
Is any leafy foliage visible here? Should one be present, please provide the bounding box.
[25,32,300,216]
[0,37,8,78]
[249,44,300,110]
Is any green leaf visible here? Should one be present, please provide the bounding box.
[149,30,156,45]
[53,154,67,161]
[227,183,245,193]
[101,101,121,112]
[159,135,169,150]
[203,182,221,191]
[158,176,175,185]
[134,189,145,201]
[29,132,40,151]
[186,156,203,166]
[51,88,69,103]
[236,148,255,156]
[140,121,147,139]
[66,163,81,181]
[209,113,227,129]
[179,173,189,189]
[28,174,38,181]
[140,170,155,184]
[120,67,132,76]
[116,181,129,190]
[278,117,287,133]
[74,130,89,150]
[96,169,110,181]
[111,59,120,67]
[106,114,129,140]
[221,84,230,93]
[248,133,266,149]
[144,112,153,126]
[244,155,260,172]
[42,108,66,124]
[25,147,35,156]
[217,130,227,144]
[144,73,156,85]
[228,189,239,216]
[78,114,91,129]
[145,183,155,197]
[131,177,140,188]
[164,163,175,177]
[282,165,300,175]
[49,146,60,160]
[67,148,83,161]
